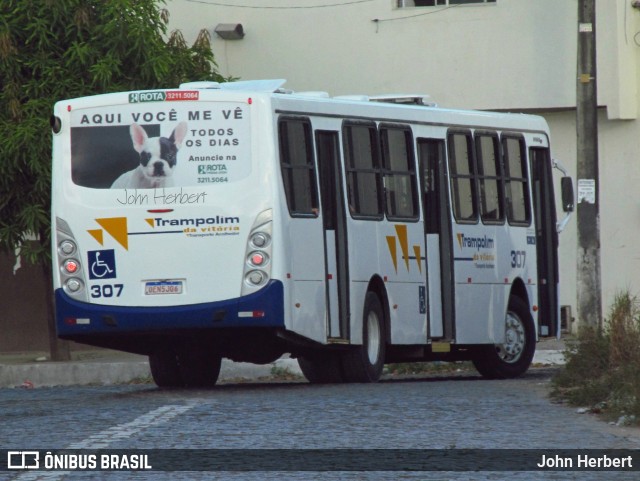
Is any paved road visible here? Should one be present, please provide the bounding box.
[0,368,638,480]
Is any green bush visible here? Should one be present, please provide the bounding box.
[552,291,640,424]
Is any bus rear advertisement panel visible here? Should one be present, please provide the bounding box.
[69,98,251,189]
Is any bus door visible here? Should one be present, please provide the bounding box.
[316,130,350,341]
[418,139,455,340]
[530,147,559,337]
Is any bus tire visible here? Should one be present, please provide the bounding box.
[298,353,344,384]
[341,292,385,383]
[472,296,535,379]
[178,349,222,388]
[149,351,183,388]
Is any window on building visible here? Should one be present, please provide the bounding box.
[343,123,383,219]
[398,0,496,7]
[278,118,319,217]
[447,131,477,223]
[475,132,504,224]
[502,135,531,225]
[380,126,419,220]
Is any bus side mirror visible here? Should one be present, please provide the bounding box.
[561,177,574,213]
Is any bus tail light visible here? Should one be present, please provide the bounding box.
[248,251,269,267]
[250,232,270,248]
[242,210,273,296]
[65,317,91,325]
[245,270,267,286]
[55,217,88,300]
[59,240,76,256]
[63,259,80,274]
[65,278,84,293]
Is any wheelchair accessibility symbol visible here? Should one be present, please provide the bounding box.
[88,250,117,280]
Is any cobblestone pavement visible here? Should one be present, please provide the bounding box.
[0,367,638,480]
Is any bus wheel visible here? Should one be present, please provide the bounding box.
[472,296,535,379]
[178,349,222,388]
[298,353,344,384]
[149,351,183,388]
[341,292,385,383]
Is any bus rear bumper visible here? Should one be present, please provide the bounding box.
[55,280,285,339]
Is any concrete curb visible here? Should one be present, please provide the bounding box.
[0,352,563,389]
[0,358,303,389]
[533,350,566,366]
[0,361,151,388]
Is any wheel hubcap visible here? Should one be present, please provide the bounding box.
[366,311,381,365]
[496,312,525,364]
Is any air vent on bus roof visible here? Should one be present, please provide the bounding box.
[179,81,221,89]
[334,95,371,102]
[369,94,435,106]
[333,94,437,107]
[294,91,330,98]
[180,79,288,92]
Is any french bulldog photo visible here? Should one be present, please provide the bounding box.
[111,121,188,189]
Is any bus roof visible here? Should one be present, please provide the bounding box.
[55,79,549,134]
[177,79,548,133]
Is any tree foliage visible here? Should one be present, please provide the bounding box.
[0,0,223,264]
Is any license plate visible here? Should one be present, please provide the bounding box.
[144,280,184,295]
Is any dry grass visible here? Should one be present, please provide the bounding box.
[384,361,473,376]
[552,291,640,424]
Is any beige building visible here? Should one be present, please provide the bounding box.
[166,0,640,328]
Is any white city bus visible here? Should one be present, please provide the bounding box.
[51,80,573,387]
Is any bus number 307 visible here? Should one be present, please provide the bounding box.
[510,250,526,268]
[90,284,124,298]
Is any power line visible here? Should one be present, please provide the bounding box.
[185,0,461,21]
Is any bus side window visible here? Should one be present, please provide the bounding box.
[380,125,419,221]
[475,132,504,224]
[343,122,383,219]
[502,135,531,226]
[447,131,478,223]
[278,118,319,217]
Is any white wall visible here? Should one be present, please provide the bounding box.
[598,0,639,120]
[168,0,577,109]
[543,108,640,322]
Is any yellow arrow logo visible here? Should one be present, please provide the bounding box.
[386,224,423,274]
[88,217,129,250]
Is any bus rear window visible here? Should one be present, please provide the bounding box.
[68,102,251,189]
[71,125,159,188]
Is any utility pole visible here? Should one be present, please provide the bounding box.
[576,0,602,328]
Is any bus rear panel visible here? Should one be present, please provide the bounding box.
[52,89,286,360]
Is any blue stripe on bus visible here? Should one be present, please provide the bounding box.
[55,280,284,336]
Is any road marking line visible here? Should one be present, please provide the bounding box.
[68,403,193,449]
[10,403,194,481]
